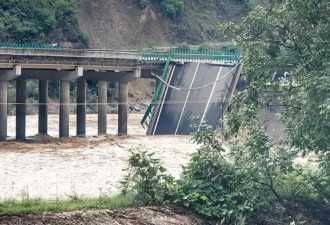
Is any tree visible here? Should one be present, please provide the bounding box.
[0,0,85,44]
[222,0,330,154]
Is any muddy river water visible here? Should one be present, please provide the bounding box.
[0,114,198,200]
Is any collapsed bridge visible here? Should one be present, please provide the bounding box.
[141,50,242,135]
[0,44,241,141]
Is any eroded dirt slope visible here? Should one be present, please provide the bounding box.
[78,0,173,50]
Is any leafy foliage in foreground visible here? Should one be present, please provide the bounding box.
[221,0,330,154]
[220,0,330,201]
[121,151,175,204]
[122,0,330,223]
[175,129,255,218]
[122,124,329,223]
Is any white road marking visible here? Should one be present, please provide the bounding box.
[175,62,200,135]
[199,66,223,127]
[153,65,176,135]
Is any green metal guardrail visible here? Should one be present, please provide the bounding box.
[140,56,172,126]
[0,43,64,50]
[142,49,240,62]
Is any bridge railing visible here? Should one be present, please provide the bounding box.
[0,43,64,50]
[140,56,172,127]
[142,49,240,62]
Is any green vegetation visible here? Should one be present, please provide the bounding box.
[136,0,183,18]
[136,0,254,44]
[222,0,330,153]
[121,152,175,204]
[0,0,87,47]
[121,123,329,223]
[1,0,329,224]
[122,0,330,224]
[0,194,137,214]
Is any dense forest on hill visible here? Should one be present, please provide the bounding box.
[0,0,87,47]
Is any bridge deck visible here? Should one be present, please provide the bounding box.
[0,48,240,141]
[146,62,242,135]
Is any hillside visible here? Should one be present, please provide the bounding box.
[77,0,173,49]
[77,0,248,49]
[0,0,255,48]
[1,0,250,113]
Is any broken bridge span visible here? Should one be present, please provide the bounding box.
[0,45,241,141]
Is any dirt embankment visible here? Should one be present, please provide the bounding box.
[78,0,173,50]
[0,206,206,225]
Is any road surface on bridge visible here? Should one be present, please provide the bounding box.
[149,62,239,135]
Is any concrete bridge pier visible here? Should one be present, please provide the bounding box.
[38,80,48,134]
[59,80,70,138]
[77,78,86,136]
[82,70,139,136]
[19,67,82,138]
[118,80,128,135]
[0,80,8,142]
[0,66,21,142]
[16,79,26,140]
[98,81,107,134]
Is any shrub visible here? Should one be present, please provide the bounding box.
[26,80,39,99]
[160,0,183,18]
[121,151,175,204]
[198,42,212,51]
[300,152,330,201]
[121,121,329,223]
[176,43,190,51]
[318,153,330,200]
[134,0,183,18]
[174,149,255,218]
[136,0,151,8]
[229,122,299,212]
[173,124,256,220]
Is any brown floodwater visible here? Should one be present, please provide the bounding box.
[0,114,198,200]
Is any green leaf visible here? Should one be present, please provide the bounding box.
[159,167,166,173]
[200,195,208,201]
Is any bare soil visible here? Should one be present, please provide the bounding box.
[0,206,206,225]
[78,0,173,50]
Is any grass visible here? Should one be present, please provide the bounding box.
[0,194,139,214]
